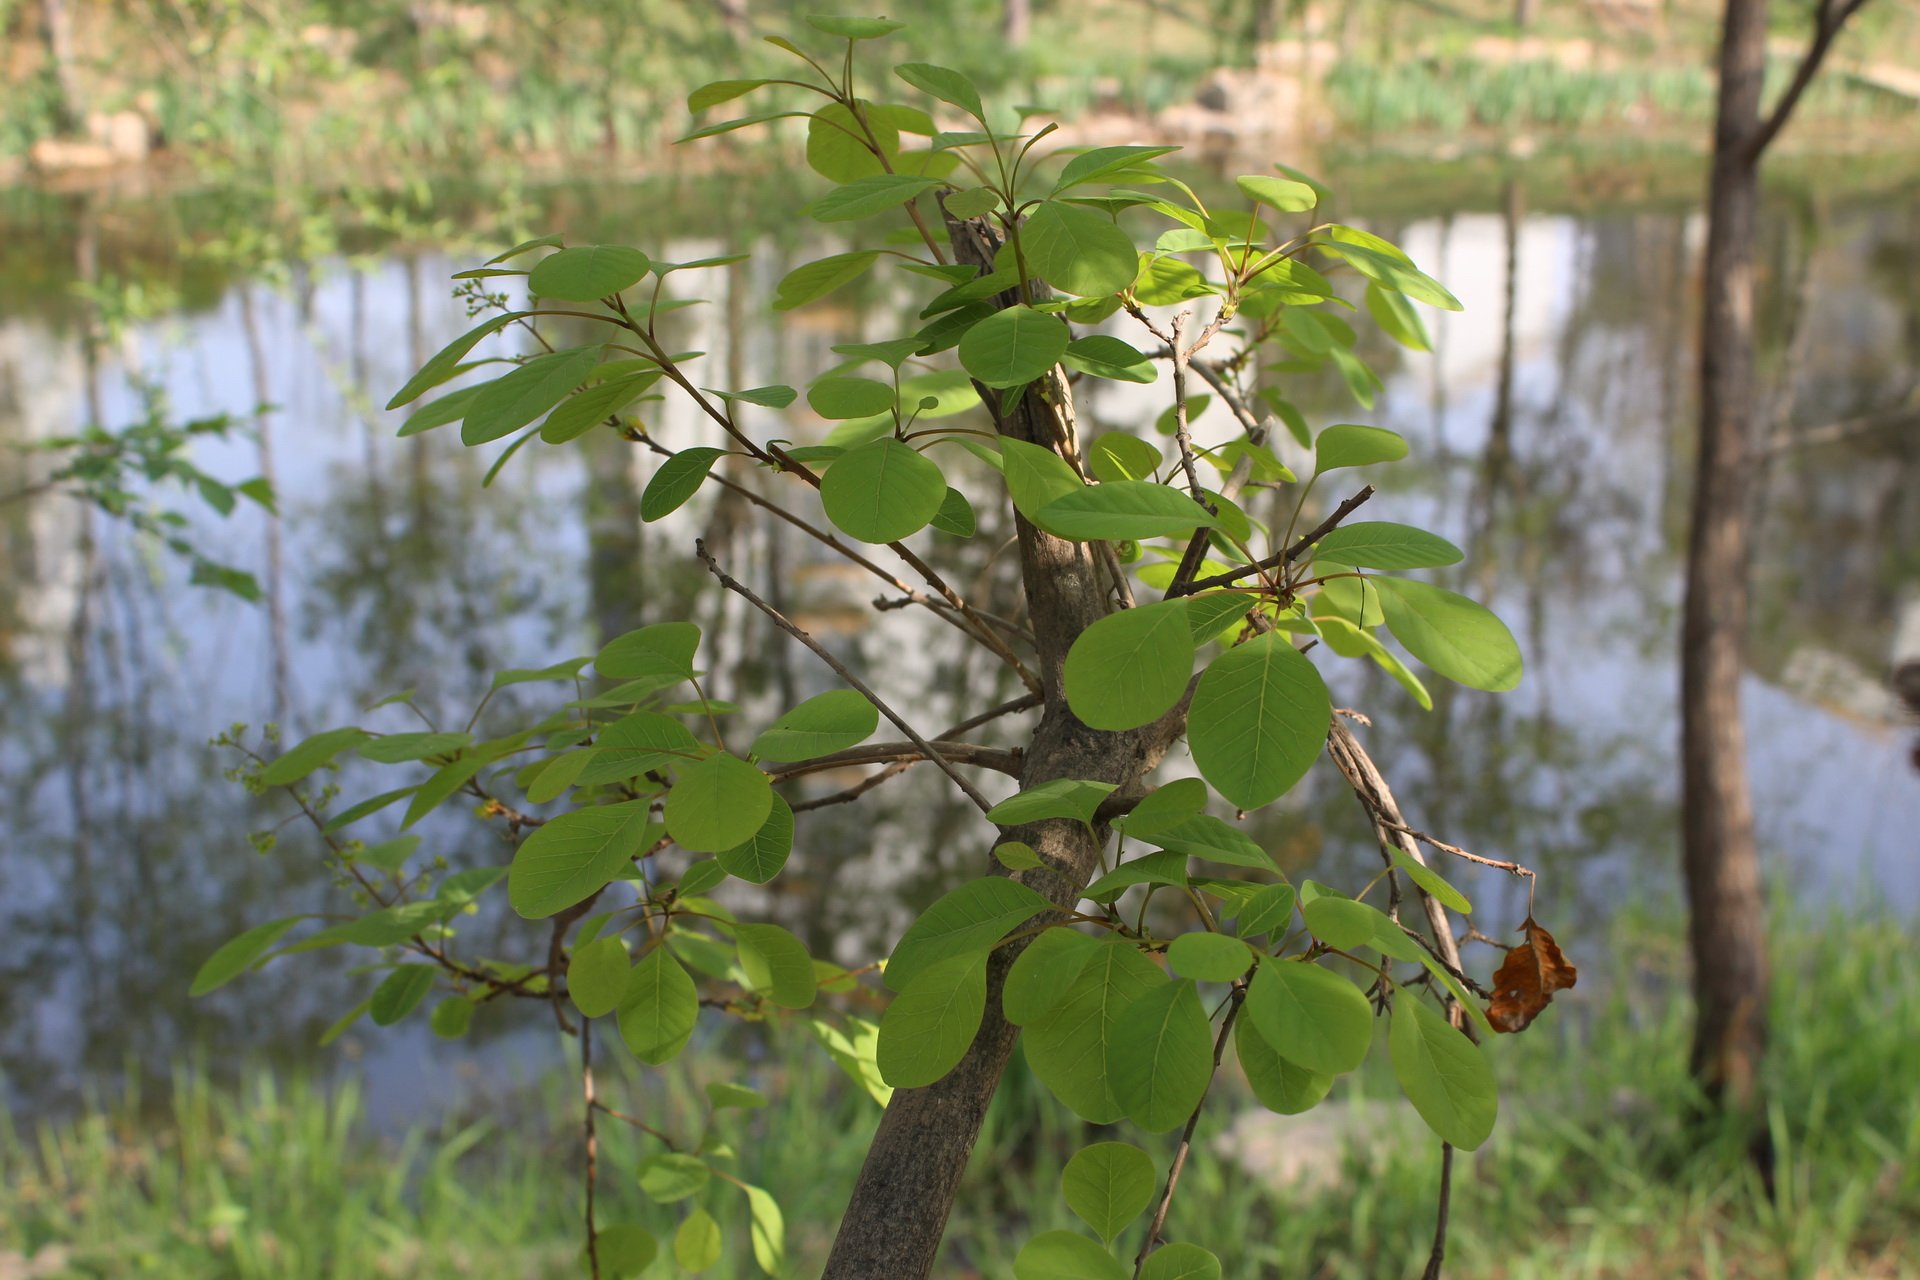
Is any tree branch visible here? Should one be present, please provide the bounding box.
[1746,0,1874,161]
[696,539,994,813]
[1168,484,1375,597]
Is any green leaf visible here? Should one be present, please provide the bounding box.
[1236,1018,1333,1115]
[1143,815,1274,870]
[1062,1141,1156,1243]
[742,1182,784,1275]
[598,621,700,680]
[386,311,528,410]
[528,245,649,301]
[895,62,985,119]
[1056,145,1181,190]
[876,952,988,1087]
[986,778,1117,828]
[710,384,797,409]
[1167,932,1255,982]
[1391,847,1472,914]
[675,1207,724,1272]
[540,371,657,444]
[958,305,1069,388]
[1235,174,1318,211]
[1244,961,1374,1076]
[1301,883,1378,951]
[1132,255,1215,305]
[1323,235,1462,310]
[1023,201,1142,297]
[806,14,905,38]
[463,347,601,445]
[885,876,1052,991]
[931,486,977,537]
[357,835,419,875]
[400,756,485,830]
[736,923,816,1010]
[1110,978,1213,1131]
[356,732,469,764]
[1366,281,1431,351]
[1391,998,1498,1149]
[820,436,947,543]
[191,917,304,995]
[810,173,942,222]
[370,964,435,1025]
[1312,559,1383,630]
[429,997,474,1039]
[509,800,655,919]
[568,934,630,1018]
[775,251,881,310]
[1026,940,1166,1123]
[994,840,1045,870]
[999,437,1083,517]
[1187,635,1330,810]
[639,1152,711,1203]
[752,689,879,760]
[1083,851,1188,902]
[595,1224,657,1278]
[1087,432,1162,482]
[809,376,895,419]
[676,859,728,898]
[707,1080,767,1110]
[573,712,702,787]
[641,447,727,522]
[1235,881,1297,939]
[1140,1243,1223,1280]
[1063,601,1194,730]
[398,383,483,437]
[1002,928,1101,1026]
[807,100,896,182]
[1313,424,1407,475]
[1375,578,1523,693]
[1035,481,1216,541]
[718,794,795,884]
[1062,336,1158,385]
[943,186,999,218]
[618,946,699,1064]
[688,78,768,113]
[486,236,564,265]
[1312,522,1462,570]
[259,727,369,787]
[666,753,773,854]
[1016,1230,1129,1280]
[1114,777,1207,837]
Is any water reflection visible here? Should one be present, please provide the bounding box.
[2,175,1916,1122]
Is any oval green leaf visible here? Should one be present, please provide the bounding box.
[528,245,649,301]
[665,753,774,853]
[876,952,988,1088]
[1063,600,1194,731]
[1390,998,1498,1149]
[820,436,947,543]
[1374,577,1523,693]
[509,800,656,919]
[751,688,879,760]
[1188,634,1331,810]
[958,305,1069,388]
[1244,960,1374,1076]
[1062,1141,1156,1243]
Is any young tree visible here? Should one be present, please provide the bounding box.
[201,17,1572,1276]
[1683,0,1870,1123]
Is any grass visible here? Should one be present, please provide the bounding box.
[4,909,1916,1278]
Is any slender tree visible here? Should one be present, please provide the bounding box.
[1684,0,1871,1119]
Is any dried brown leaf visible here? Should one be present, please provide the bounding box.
[1486,916,1577,1033]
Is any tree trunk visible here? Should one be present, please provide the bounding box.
[1513,0,1538,29]
[39,0,84,132]
[821,215,1185,1279]
[1002,0,1030,47]
[1683,0,1770,1114]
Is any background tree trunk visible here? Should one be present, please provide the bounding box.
[1685,0,1869,1126]
[39,0,84,132]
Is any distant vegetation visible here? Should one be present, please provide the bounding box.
[7,911,1915,1278]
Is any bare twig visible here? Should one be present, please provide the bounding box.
[767,740,1022,780]
[1169,485,1376,598]
[1133,984,1246,1276]
[697,539,993,813]
[582,1019,600,1280]
[1422,1142,1455,1280]
[1746,0,1874,161]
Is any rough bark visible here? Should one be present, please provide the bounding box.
[1685,0,1868,1118]
[1685,0,1770,1115]
[821,216,1185,1278]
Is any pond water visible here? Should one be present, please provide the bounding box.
[2,163,1917,1125]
